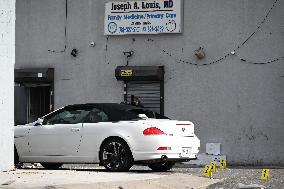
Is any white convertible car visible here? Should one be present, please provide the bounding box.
[14,103,200,172]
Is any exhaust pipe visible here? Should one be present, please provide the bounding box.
[161,155,168,161]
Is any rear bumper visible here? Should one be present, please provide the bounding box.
[131,135,200,162]
[133,151,198,162]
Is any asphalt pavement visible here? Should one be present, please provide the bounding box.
[0,164,283,189]
[0,164,219,189]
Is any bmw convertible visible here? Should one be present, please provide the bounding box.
[14,103,200,171]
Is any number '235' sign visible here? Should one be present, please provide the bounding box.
[120,70,133,76]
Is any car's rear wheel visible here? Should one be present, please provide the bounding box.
[99,138,133,172]
[148,162,175,172]
[40,163,63,169]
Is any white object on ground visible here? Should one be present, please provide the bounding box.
[206,143,221,155]
[237,183,266,189]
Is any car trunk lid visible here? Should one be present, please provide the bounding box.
[143,119,195,137]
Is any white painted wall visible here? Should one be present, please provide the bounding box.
[0,0,15,171]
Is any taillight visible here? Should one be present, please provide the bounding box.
[143,127,165,135]
[157,147,171,151]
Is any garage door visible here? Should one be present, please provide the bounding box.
[127,81,161,113]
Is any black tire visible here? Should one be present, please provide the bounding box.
[148,162,175,172]
[40,163,63,169]
[99,138,133,172]
[14,147,19,165]
[14,147,23,168]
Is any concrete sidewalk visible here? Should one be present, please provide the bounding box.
[0,169,220,189]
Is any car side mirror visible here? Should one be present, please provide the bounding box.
[34,118,43,126]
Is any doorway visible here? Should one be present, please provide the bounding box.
[127,81,162,114]
[115,66,164,115]
[14,68,54,125]
[14,84,52,124]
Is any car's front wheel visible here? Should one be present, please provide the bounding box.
[148,162,175,172]
[14,147,23,169]
[40,163,63,169]
[99,138,133,171]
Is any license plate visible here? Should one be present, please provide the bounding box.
[181,147,191,157]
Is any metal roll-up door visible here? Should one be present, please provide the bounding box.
[127,81,161,113]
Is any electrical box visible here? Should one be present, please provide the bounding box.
[206,143,221,155]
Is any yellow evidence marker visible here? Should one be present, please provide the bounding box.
[220,159,227,169]
[261,169,269,181]
[211,161,217,172]
[203,164,213,178]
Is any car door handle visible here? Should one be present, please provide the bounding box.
[71,128,80,132]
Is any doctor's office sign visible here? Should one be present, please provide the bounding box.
[104,0,183,35]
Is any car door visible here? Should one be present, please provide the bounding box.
[79,107,112,162]
[27,107,90,162]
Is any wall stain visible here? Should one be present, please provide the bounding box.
[47,0,68,53]
[243,125,269,141]
[104,36,109,64]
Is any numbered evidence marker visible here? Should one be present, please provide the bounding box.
[261,169,269,181]
[203,164,213,178]
[211,162,217,172]
[220,159,227,169]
